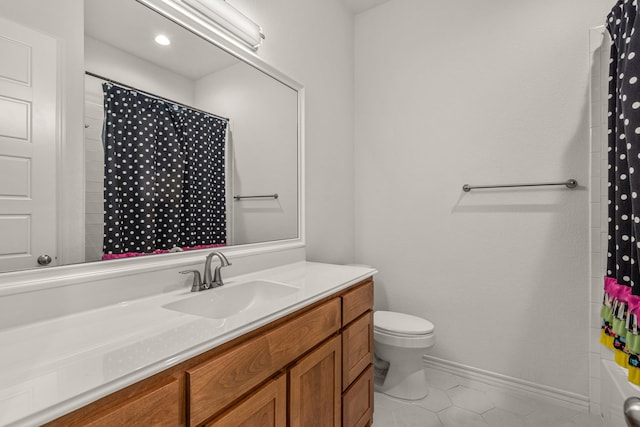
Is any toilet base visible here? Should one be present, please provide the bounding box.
[375,362,428,400]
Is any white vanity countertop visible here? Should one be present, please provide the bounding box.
[0,261,376,427]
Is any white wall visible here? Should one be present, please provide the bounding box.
[354,0,611,398]
[231,0,356,264]
[194,63,298,245]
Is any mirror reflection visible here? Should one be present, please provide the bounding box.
[0,0,300,272]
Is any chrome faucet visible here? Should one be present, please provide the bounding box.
[204,251,232,288]
[179,251,232,292]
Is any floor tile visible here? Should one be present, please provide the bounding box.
[483,387,540,416]
[372,372,606,427]
[447,385,495,414]
[482,408,528,427]
[374,392,401,427]
[393,405,443,427]
[424,367,460,390]
[413,388,452,412]
[438,406,490,427]
[524,401,585,427]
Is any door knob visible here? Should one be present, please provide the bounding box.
[37,254,52,266]
[625,397,640,427]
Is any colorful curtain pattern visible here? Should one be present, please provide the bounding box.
[102,83,228,258]
[601,0,640,384]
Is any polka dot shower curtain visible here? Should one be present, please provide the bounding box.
[601,0,640,385]
[102,83,228,259]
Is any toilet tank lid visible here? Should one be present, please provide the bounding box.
[374,311,434,335]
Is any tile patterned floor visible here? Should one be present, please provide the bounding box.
[373,368,605,427]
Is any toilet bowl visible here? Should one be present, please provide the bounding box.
[374,310,435,400]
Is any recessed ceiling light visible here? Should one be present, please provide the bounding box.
[154,34,171,46]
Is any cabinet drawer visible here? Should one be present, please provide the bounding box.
[342,280,373,326]
[188,298,341,426]
[342,311,373,390]
[205,374,286,427]
[343,365,374,427]
[46,376,182,427]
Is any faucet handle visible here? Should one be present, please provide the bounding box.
[180,270,203,292]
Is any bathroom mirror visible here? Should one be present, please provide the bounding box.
[0,0,302,273]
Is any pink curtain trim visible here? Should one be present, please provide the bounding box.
[102,244,227,260]
[605,276,638,312]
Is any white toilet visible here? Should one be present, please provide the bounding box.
[373,310,435,400]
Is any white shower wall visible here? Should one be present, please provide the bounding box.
[354,0,612,405]
[588,25,610,418]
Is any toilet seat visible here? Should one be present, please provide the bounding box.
[374,311,434,336]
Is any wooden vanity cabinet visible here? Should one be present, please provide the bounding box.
[340,280,374,427]
[289,335,342,427]
[45,279,374,427]
[188,298,341,426]
[204,374,287,427]
[44,375,184,427]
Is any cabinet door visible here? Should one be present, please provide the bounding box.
[205,375,286,427]
[343,365,374,427]
[289,335,341,427]
[342,312,373,391]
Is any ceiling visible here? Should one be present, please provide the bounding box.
[342,0,390,14]
[84,0,392,80]
[85,0,239,81]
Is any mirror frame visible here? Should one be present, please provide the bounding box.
[0,0,305,292]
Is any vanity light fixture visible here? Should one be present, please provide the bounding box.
[181,0,264,49]
[154,34,171,45]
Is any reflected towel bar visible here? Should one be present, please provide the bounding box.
[462,179,578,192]
[233,193,279,200]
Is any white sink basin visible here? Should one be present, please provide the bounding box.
[163,280,300,319]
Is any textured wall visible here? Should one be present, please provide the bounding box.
[354,0,611,396]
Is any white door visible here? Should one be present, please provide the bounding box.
[0,17,58,271]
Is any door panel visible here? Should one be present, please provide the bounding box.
[0,17,58,271]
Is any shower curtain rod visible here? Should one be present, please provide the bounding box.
[84,70,230,123]
[462,179,578,192]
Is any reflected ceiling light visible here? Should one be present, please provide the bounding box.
[154,34,171,46]
[182,0,264,49]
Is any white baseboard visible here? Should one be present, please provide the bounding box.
[423,355,590,412]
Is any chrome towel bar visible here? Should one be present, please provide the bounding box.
[233,193,279,200]
[462,179,578,192]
